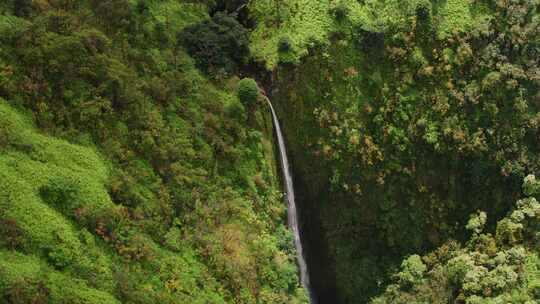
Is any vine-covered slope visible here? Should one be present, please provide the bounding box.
[0,1,307,303]
[254,0,539,302]
[1,0,539,304]
[373,176,540,303]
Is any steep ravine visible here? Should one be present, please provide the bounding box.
[264,32,526,302]
[266,98,316,302]
[265,77,340,303]
[290,164,338,302]
[258,79,337,301]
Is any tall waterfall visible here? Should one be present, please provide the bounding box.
[266,98,316,303]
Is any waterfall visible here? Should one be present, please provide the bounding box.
[266,98,316,303]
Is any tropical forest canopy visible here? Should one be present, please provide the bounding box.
[0,0,538,304]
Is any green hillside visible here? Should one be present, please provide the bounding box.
[0,1,306,303]
[0,0,538,304]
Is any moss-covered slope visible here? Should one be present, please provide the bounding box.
[1,0,538,303]
[255,0,539,302]
[0,1,307,303]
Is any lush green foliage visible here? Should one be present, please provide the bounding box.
[264,0,539,302]
[1,0,538,303]
[180,12,250,74]
[206,0,250,15]
[0,1,306,303]
[237,78,259,106]
[372,175,540,303]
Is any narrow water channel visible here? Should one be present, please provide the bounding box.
[266,98,316,303]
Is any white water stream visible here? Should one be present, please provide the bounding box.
[266,98,316,303]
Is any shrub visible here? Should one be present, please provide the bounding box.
[330,3,349,21]
[466,211,487,234]
[226,100,247,121]
[416,2,431,22]
[39,177,80,216]
[136,0,149,15]
[164,226,182,252]
[531,279,540,299]
[237,78,259,106]
[397,255,427,288]
[48,243,78,269]
[357,26,385,53]
[278,36,293,53]
[523,174,540,197]
[0,218,24,250]
[415,1,433,38]
[180,12,249,73]
[3,278,50,304]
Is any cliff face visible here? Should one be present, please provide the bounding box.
[1,1,538,303]
[0,1,308,303]
[267,1,539,302]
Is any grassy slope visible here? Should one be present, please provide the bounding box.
[0,99,227,303]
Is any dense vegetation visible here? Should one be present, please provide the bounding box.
[373,175,540,303]
[1,0,538,304]
[0,1,306,303]
[253,0,539,302]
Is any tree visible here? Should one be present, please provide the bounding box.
[180,12,249,73]
[396,255,426,288]
[237,78,259,106]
